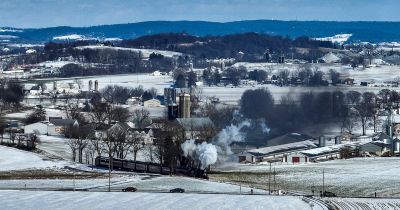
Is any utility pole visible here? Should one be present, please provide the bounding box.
[239,169,242,194]
[108,156,111,192]
[322,169,325,197]
[268,162,271,195]
[73,171,76,191]
[273,168,276,193]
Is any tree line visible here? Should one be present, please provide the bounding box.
[240,88,399,141]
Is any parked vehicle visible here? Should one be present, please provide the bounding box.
[323,191,336,197]
[170,188,185,193]
[122,187,137,192]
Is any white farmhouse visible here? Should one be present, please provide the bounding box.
[24,119,78,136]
[143,99,161,107]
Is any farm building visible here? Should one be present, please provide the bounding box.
[237,152,257,163]
[360,141,388,156]
[266,133,315,147]
[143,99,161,107]
[286,153,310,164]
[126,128,155,145]
[240,140,317,163]
[94,122,131,139]
[24,119,78,136]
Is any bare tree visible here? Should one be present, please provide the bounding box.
[27,131,40,150]
[355,92,376,135]
[74,78,83,90]
[111,107,130,122]
[197,124,218,143]
[341,107,359,134]
[0,115,5,144]
[132,108,151,128]
[127,131,145,170]
[67,138,79,162]
[346,91,361,105]
[65,103,86,124]
[90,138,105,158]
[148,87,158,98]
[65,124,91,163]
[91,102,109,124]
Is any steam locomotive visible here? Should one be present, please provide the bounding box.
[95,156,208,179]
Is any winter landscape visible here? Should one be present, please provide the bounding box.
[3,1,400,210]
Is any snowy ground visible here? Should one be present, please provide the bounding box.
[21,63,400,105]
[0,145,68,171]
[0,175,263,193]
[4,107,65,120]
[214,157,400,197]
[0,191,313,210]
[27,73,172,94]
[75,45,184,59]
[37,135,72,161]
[0,144,265,194]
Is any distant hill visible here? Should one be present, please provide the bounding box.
[2,20,400,43]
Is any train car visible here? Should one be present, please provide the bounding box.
[94,156,206,178]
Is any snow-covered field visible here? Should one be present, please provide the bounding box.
[0,145,68,171]
[76,45,183,58]
[0,144,265,194]
[38,73,173,94]
[23,63,400,105]
[215,157,400,197]
[5,108,65,120]
[0,175,263,193]
[0,191,313,210]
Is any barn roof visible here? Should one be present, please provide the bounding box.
[247,140,317,157]
[267,133,314,147]
[301,142,360,158]
[175,117,214,131]
[49,119,76,127]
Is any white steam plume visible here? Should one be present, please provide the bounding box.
[181,139,197,158]
[181,140,218,169]
[212,121,251,158]
[196,142,218,169]
[260,120,271,134]
[181,118,271,167]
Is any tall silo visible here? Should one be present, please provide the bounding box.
[88,80,93,91]
[319,136,326,147]
[94,80,99,92]
[53,81,57,91]
[179,93,191,118]
[335,136,341,145]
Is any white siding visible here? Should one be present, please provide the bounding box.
[24,122,48,135]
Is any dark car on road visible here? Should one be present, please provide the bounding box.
[122,187,137,192]
[323,191,336,197]
[170,188,185,193]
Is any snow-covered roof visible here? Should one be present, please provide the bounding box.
[267,133,314,147]
[301,142,360,158]
[53,34,84,41]
[314,34,352,44]
[321,52,340,63]
[248,140,317,157]
[176,117,214,131]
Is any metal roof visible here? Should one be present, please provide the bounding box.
[175,117,214,131]
[247,140,317,157]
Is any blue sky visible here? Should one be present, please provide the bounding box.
[0,0,399,28]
